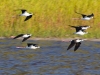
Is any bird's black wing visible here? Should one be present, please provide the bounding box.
[24,15,32,21]
[13,34,24,39]
[67,40,76,50]
[69,25,82,32]
[74,42,81,51]
[81,14,87,18]
[69,25,77,28]
[75,27,82,32]
[87,13,94,17]
[22,36,31,42]
[27,43,37,46]
[21,9,27,13]
[75,11,86,18]
[80,25,88,27]
[27,43,33,46]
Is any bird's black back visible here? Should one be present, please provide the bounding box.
[21,10,27,13]
[87,13,94,17]
[69,25,83,32]
[27,43,37,47]
[81,14,87,18]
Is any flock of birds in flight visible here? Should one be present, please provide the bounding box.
[13,9,94,51]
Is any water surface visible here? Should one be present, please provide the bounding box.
[0,38,100,75]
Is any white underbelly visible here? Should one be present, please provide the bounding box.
[76,32,86,35]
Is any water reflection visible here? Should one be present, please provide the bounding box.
[0,39,100,75]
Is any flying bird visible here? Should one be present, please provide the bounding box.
[69,25,88,35]
[67,39,85,51]
[19,9,33,21]
[75,11,94,20]
[16,43,40,49]
[13,34,32,42]
[26,43,40,49]
[69,25,90,32]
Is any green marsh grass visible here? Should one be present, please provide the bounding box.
[0,0,100,38]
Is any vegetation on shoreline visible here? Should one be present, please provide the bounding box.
[0,0,100,38]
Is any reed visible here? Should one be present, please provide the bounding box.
[0,0,100,38]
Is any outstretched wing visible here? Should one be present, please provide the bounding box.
[75,11,86,18]
[67,40,75,50]
[13,34,24,39]
[21,9,27,13]
[81,14,87,18]
[87,13,94,17]
[27,43,37,46]
[74,42,81,51]
[80,25,88,27]
[69,25,77,28]
[69,25,82,32]
[27,43,33,46]
[75,27,83,32]
[24,15,32,21]
[22,36,31,42]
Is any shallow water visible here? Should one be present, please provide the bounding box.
[0,38,100,75]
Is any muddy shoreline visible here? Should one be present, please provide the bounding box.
[0,36,100,41]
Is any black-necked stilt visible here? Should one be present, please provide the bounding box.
[16,43,40,49]
[26,43,40,49]
[20,9,33,21]
[69,25,88,35]
[75,11,94,20]
[69,25,90,32]
[13,34,31,42]
[67,39,86,51]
